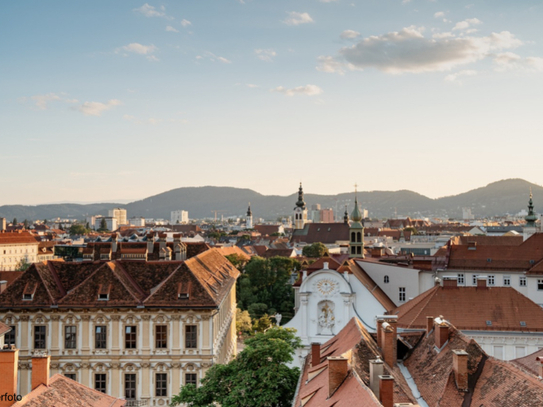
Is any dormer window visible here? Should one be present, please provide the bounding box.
[23,282,37,301]
[98,284,111,301]
[177,282,191,300]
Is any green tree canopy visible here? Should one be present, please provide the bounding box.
[69,224,89,235]
[171,327,301,407]
[236,308,252,334]
[97,218,108,232]
[15,257,31,271]
[302,242,329,258]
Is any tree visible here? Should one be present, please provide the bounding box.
[97,218,108,232]
[252,314,272,333]
[23,219,29,229]
[12,218,17,225]
[171,327,301,407]
[225,253,248,271]
[404,227,418,235]
[43,219,47,225]
[302,242,329,258]
[236,308,252,334]
[69,224,89,235]
[15,256,31,271]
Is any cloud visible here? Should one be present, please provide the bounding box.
[255,49,276,62]
[444,69,477,82]
[181,19,192,27]
[320,26,524,74]
[316,55,359,74]
[166,26,179,33]
[452,18,482,31]
[196,52,231,63]
[271,84,323,96]
[493,52,543,72]
[77,99,122,116]
[340,30,360,39]
[434,11,445,18]
[283,12,314,26]
[120,43,157,55]
[133,3,172,19]
[30,93,61,110]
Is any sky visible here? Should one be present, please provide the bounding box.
[2,1,543,205]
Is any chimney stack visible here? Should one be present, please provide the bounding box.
[0,345,18,407]
[31,354,50,390]
[376,318,384,348]
[379,375,394,407]
[369,358,384,399]
[380,317,397,366]
[426,316,434,336]
[536,356,543,378]
[328,357,348,398]
[311,342,321,366]
[434,317,449,349]
[476,277,487,289]
[452,350,469,391]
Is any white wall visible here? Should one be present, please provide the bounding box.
[464,331,543,361]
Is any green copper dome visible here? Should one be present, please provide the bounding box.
[525,191,537,227]
[351,197,363,222]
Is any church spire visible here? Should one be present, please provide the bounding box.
[247,202,252,217]
[525,189,537,228]
[351,184,363,222]
[343,205,349,224]
[295,182,306,209]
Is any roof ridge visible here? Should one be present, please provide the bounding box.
[33,263,58,305]
[112,261,146,300]
[46,261,67,298]
[403,286,439,329]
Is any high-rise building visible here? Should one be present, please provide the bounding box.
[171,210,189,225]
[108,208,127,226]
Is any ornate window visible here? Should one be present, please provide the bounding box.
[65,326,77,349]
[125,326,137,349]
[185,373,197,386]
[156,373,167,397]
[125,374,136,400]
[34,326,46,349]
[5,326,15,346]
[95,326,107,349]
[65,373,76,381]
[95,373,107,393]
[156,325,167,349]
[185,325,197,349]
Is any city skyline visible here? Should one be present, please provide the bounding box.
[2,1,543,204]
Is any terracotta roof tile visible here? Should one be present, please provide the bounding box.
[12,374,125,407]
[291,223,349,244]
[393,285,543,332]
[511,348,543,376]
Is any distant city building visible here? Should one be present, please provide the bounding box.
[463,207,474,220]
[129,216,146,227]
[104,217,117,231]
[108,208,127,226]
[171,210,189,224]
[0,231,39,271]
[0,218,6,231]
[245,203,253,229]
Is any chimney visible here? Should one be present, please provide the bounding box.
[382,321,397,367]
[147,233,154,254]
[379,375,394,407]
[0,280,7,294]
[111,233,118,253]
[369,358,384,398]
[443,277,458,289]
[536,357,543,378]
[476,277,487,289]
[328,357,349,398]
[31,354,50,390]
[434,317,449,349]
[311,342,321,366]
[0,345,18,407]
[452,350,469,391]
[376,318,384,348]
[426,316,434,336]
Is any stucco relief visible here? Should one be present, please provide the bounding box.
[317,300,335,335]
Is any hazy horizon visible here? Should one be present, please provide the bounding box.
[2,1,543,204]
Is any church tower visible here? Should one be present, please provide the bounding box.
[349,186,364,258]
[246,203,253,229]
[293,183,308,230]
[523,189,537,241]
[343,205,349,224]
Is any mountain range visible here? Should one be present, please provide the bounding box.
[0,179,541,222]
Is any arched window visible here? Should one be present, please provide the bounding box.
[357,232,362,243]
[384,275,389,284]
[351,246,356,254]
[351,232,356,242]
[357,246,362,255]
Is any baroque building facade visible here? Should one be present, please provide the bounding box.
[0,248,239,406]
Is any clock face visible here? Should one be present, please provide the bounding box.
[315,278,338,296]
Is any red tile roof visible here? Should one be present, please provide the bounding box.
[290,223,349,244]
[511,348,543,376]
[0,249,239,309]
[12,374,125,407]
[392,285,543,332]
[0,231,39,245]
[0,321,11,336]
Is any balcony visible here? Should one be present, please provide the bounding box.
[125,400,148,407]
